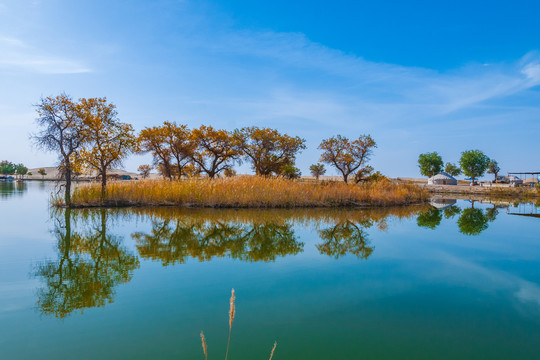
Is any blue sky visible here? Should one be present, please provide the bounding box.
[1,0,539,178]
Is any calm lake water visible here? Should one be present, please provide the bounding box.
[1,181,540,359]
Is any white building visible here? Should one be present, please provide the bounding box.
[428,172,458,186]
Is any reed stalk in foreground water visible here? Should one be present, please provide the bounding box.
[201,332,208,360]
[200,288,277,359]
[269,342,277,360]
[225,288,235,360]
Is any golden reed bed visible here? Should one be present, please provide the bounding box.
[55,176,429,208]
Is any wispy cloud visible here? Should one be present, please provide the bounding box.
[0,36,91,74]
[169,22,540,135]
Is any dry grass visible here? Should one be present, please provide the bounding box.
[56,176,429,208]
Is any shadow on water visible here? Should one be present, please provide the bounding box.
[33,209,140,318]
[0,181,27,199]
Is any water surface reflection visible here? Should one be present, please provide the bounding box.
[34,209,140,318]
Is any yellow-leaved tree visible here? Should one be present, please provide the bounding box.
[233,126,306,176]
[190,125,239,179]
[77,98,137,199]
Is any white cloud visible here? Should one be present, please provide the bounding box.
[0,36,91,74]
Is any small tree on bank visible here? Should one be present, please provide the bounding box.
[138,165,152,179]
[281,165,301,179]
[459,150,489,184]
[38,168,47,179]
[444,162,461,177]
[319,135,377,184]
[418,152,443,178]
[309,163,326,181]
[32,94,86,206]
[78,98,137,199]
[224,168,237,177]
[16,164,28,179]
[487,159,500,181]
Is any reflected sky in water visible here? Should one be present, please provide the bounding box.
[1,182,540,359]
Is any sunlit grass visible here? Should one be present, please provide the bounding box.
[55,176,429,208]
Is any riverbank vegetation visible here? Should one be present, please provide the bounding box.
[33,94,382,207]
[55,176,429,208]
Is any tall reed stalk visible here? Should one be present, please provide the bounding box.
[225,288,235,360]
[200,288,277,359]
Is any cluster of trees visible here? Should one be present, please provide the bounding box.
[138,124,377,184]
[0,160,28,177]
[33,94,378,205]
[137,124,307,180]
[418,150,500,182]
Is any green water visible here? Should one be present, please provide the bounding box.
[1,182,540,359]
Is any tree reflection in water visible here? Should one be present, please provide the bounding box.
[456,201,500,236]
[34,209,140,318]
[130,207,427,264]
[416,208,443,229]
[0,181,27,199]
[415,200,499,236]
[132,217,304,264]
[317,220,373,259]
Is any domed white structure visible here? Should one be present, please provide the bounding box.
[428,172,457,185]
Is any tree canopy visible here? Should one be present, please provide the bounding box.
[234,126,306,176]
[319,134,377,184]
[444,162,461,177]
[190,125,239,178]
[77,97,137,197]
[32,94,86,205]
[487,159,500,181]
[309,163,326,180]
[459,150,490,182]
[418,152,443,178]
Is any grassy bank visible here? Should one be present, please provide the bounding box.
[425,184,540,200]
[56,176,429,208]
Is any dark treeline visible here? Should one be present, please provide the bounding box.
[32,94,378,205]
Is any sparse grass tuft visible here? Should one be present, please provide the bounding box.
[54,176,429,208]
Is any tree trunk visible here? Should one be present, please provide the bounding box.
[65,168,72,206]
[101,168,107,201]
